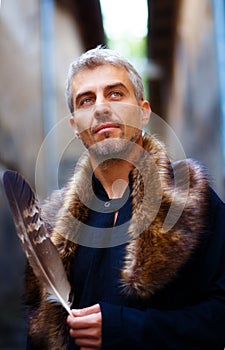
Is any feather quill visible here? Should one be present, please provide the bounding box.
[3,170,72,315]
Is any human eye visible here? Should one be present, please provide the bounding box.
[109,91,123,100]
[81,97,92,105]
[78,96,95,108]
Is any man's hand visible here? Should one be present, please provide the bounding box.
[67,303,102,350]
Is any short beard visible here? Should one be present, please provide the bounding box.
[88,131,142,165]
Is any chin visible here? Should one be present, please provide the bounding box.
[88,137,138,161]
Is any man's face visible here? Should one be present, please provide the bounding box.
[70,64,150,159]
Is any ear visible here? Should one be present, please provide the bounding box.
[140,100,151,127]
[70,116,80,138]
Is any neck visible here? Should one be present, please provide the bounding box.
[90,138,144,199]
[92,159,133,199]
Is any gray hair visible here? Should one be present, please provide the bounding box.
[65,46,145,114]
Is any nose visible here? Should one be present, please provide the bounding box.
[94,103,111,120]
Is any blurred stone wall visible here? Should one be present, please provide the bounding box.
[0,0,42,177]
[0,1,84,348]
[168,0,225,200]
[0,0,84,189]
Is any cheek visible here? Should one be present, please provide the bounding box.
[79,129,92,144]
[75,117,90,134]
[74,118,94,145]
[123,109,142,131]
[78,130,94,149]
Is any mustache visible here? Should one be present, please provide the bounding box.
[90,118,123,134]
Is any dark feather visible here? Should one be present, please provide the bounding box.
[3,170,72,315]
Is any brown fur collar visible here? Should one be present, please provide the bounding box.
[27,134,210,349]
[47,133,209,297]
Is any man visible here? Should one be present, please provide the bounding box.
[26,47,225,350]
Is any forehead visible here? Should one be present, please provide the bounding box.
[71,64,134,95]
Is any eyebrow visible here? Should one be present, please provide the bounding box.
[75,82,130,106]
[75,90,94,106]
[105,82,130,93]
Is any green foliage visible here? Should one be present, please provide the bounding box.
[105,35,147,58]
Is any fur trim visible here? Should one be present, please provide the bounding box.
[26,134,210,349]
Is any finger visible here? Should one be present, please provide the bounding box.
[67,313,91,329]
[71,304,100,317]
[67,312,101,329]
[70,325,99,339]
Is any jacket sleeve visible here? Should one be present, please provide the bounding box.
[100,193,225,350]
[100,297,225,349]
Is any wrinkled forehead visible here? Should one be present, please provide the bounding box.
[72,64,130,81]
[71,64,135,95]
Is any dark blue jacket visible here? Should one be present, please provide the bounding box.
[65,188,225,350]
[26,187,225,350]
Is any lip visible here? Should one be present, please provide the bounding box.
[93,123,120,134]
